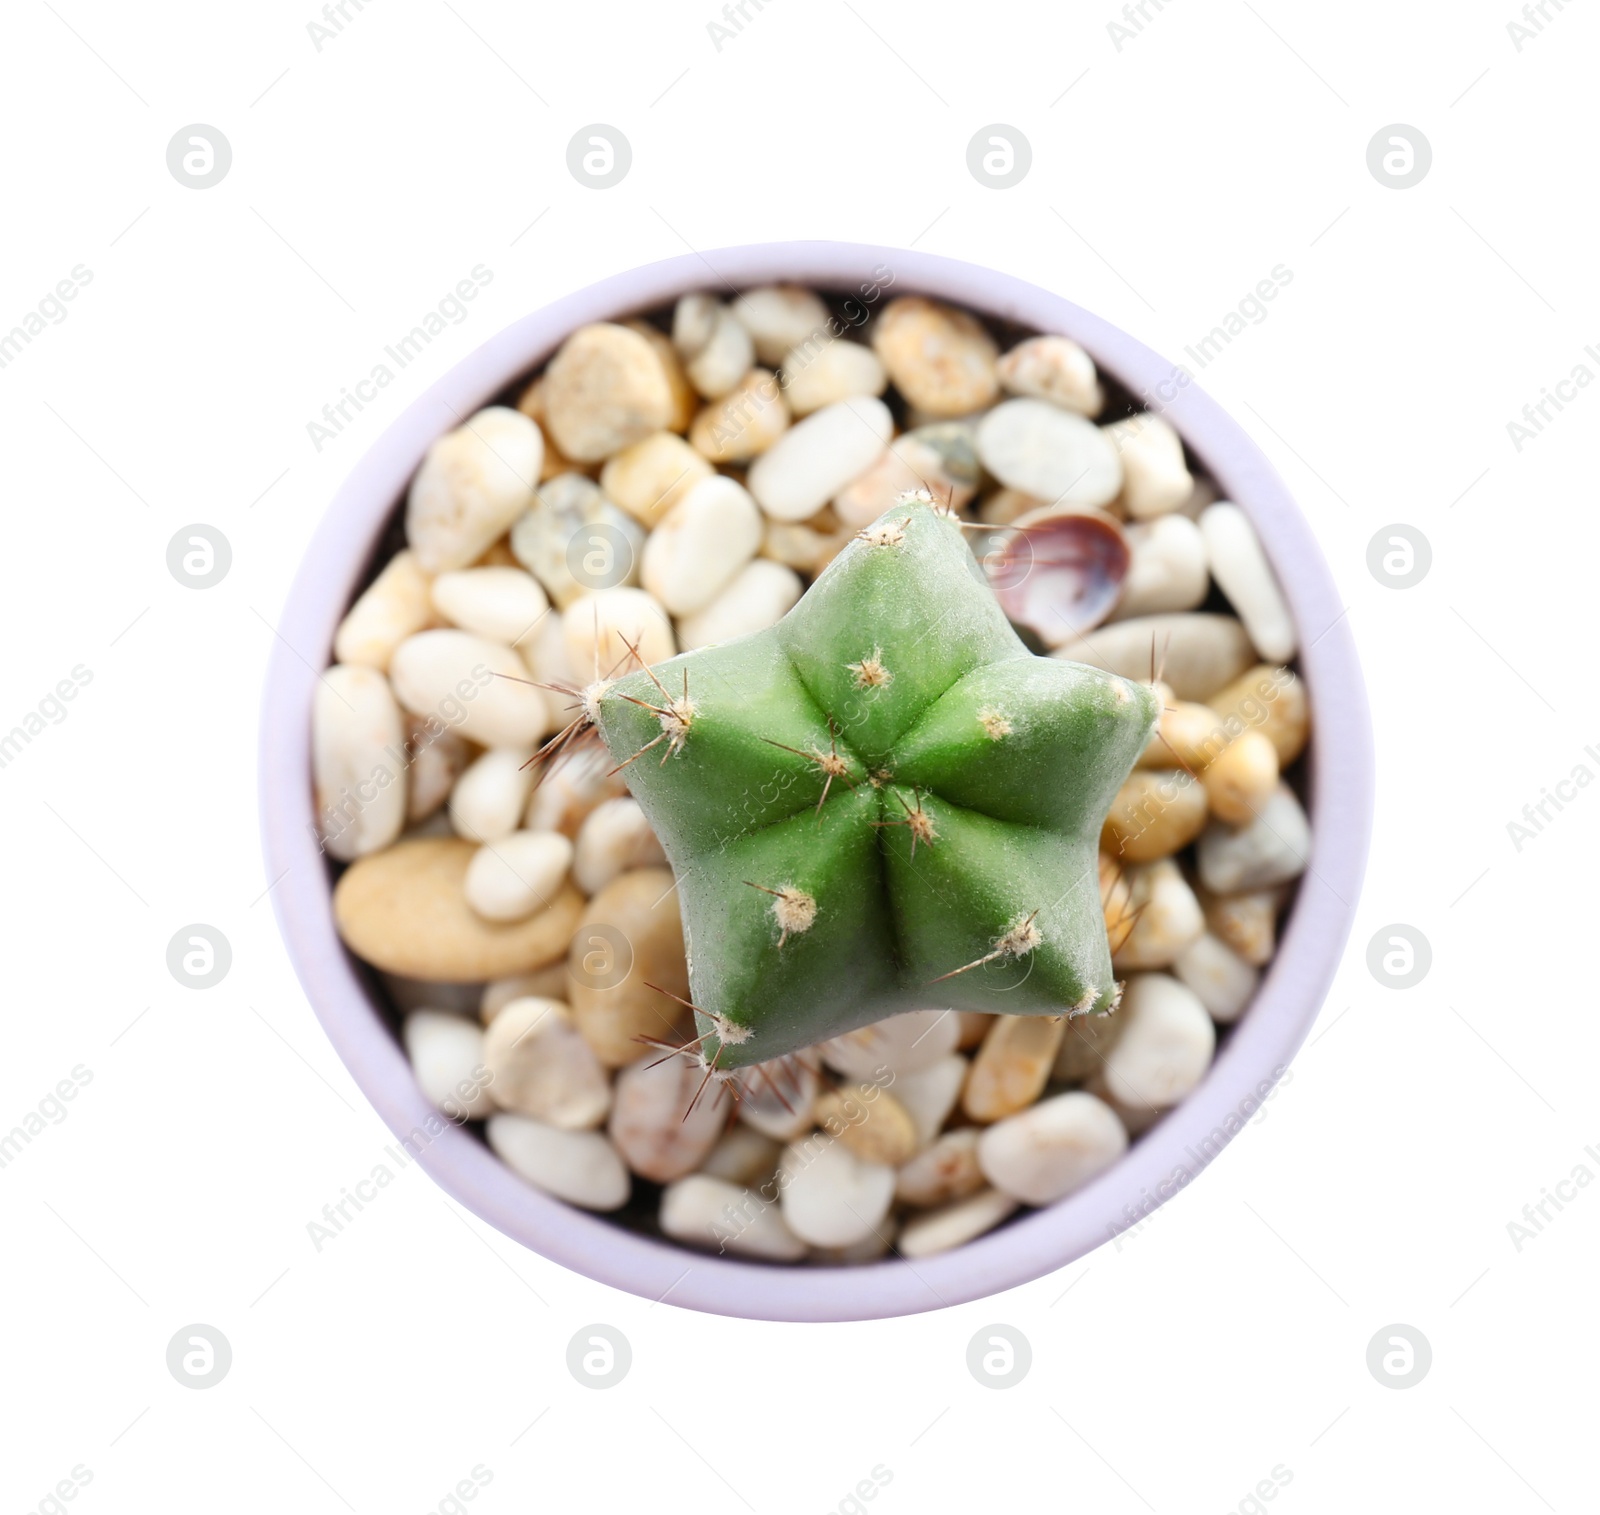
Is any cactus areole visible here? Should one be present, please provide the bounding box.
[591,496,1158,1071]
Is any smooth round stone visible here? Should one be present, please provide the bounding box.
[405,713,468,823]
[599,431,713,529]
[895,1127,985,1208]
[573,796,667,895]
[661,1174,806,1260]
[821,1009,960,1079]
[735,1056,819,1141]
[899,1188,1018,1258]
[1200,503,1297,661]
[871,296,999,416]
[641,475,763,615]
[520,603,577,693]
[334,836,584,981]
[762,513,853,576]
[1111,514,1209,620]
[623,318,697,432]
[334,550,435,671]
[464,830,575,923]
[1064,614,1256,701]
[1050,1008,1125,1084]
[816,1085,920,1166]
[403,1009,495,1120]
[449,747,534,843]
[778,1134,895,1249]
[480,965,571,1022]
[979,487,1051,526]
[978,1091,1128,1205]
[1110,858,1205,971]
[731,284,831,366]
[977,398,1122,509]
[390,629,548,748]
[1197,782,1311,893]
[608,1052,729,1183]
[313,664,407,860]
[525,744,627,837]
[832,431,977,529]
[747,395,893,522]
[406,407,542,573]
[483,997,611,1128]
[673,295,754,400]
[962,1016,1067,1123]
[688,369,790,463]
[1088,973,1215,1115]
[677,560,802,650]
[1101,768,1209,863]
[509,473,646,610]
[561,587,675,680]
[568,868,692,1067]
[429,566,550,651]
[1203,728,1279,826]
[1137,697,1225,772]
[1173,932,1260,1024]
[486,1113,629,1211]
[1202,885,1283,966]
[996,334,1103,416]
[890,1053,968,1147]
[782,338,887,417]
[1209,664,1308,767]
[1105,413,1193,519]
[698,1126,781,1186]
[542,323,674,462]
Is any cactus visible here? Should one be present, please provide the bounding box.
[589,495,1158,1071]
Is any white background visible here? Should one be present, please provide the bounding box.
[1,0,1595,1510]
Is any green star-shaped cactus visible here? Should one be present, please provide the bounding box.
[591,496,1158,1070]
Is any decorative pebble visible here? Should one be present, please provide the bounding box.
[1196,782,1311,893]
[1066,613,1256,701]
[390,629,548,748]
[486,1113,629,1211]
[747,395,894,522]
[483,996,611,1128]
[816,1085,920,1167]
[623,319,697,432]
[403,1009,495,1120]
[405,714,468,823]
[731,284,831,366]
[542,323,675,462]
[1209,665,1308,767]
[782,338,887,417]
[525,744,627,837]
[832,428,978,529]
[778,1133,895,1249]
[1200,504,1297,661]
[870,296,999,416]
[1173,933,1259,1023]
[1050,1008,1125,1084]
[898,1188,1019,1257]
[699,1126,781,1187]
[1109,858,1205,970]
[895,1127,985,1208]
[334,837,584,981]
[335,550,435,670]
[313,664,408,860]
[661,1175,806,1261]
[735,1056,820,1142]
[480,965,571,1022]
[510,473,646,610]
[573,796,668,895]
[890,1054,968,1147]
[673,293,755,400]
[599,431,714,529]
[977,398,1122,509]
[429,566,550,651]
[996,334,1103,416]
[677,560,803,650]
[956,1013,993,1050]
[568,868,692,1067]
[464,830,575,923]
[1112,514,1209,620]
[963,1015,1067,1122]
[761,511,853,576]
[1088,973,1215,1116]
[640,475,763,615]
[448,747,535,843]
[561,586,675,677]
[1101,768,1209,862]
[1137,696,1228,771]
[406,407,542,573]
[1201,727,1279,825]
[821,1009,960,1079]
[977,1091,1127,1205]
[608,1053,729,1183]
[1202,885,1283,966]
[688,369,791,463]
[1104,413,1192,519]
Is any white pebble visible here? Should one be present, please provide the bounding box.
[781,338,887,417]
[464,830,574,922]
[731,284,831,366]
[976,398,1122,509]
[390,629,548,748]
[525,744,625,836]
[895,1126,984,1208]
[481,966,570,1022]
[573,797,667,895]
[996,334,1103,416]
[677,560,802,650]
[608,1054,729,1183]
[821,1010,960,1079]
[1173,932,1260,1024]
[699,1126,781,1186]
[890,1054,968,1147]
[561,587,675,677]
[1200,503,1297,661]
[1111,858,1206,971]
[406,407,542,572]
[747,395,894,522]
[403,1009,494,1120]
[448,747,535,843]
[1104,412,1192,518]
[1196,782,1311,893]
[977,1091,1128,1205]
[660,1175,806,1261]
[334,550,434,671]
[640,475,763,615]
[1111,514,1209,620]
[483,997,610,1128]
[313,664,407,860]
[429,566,550,650]
[673,293,754,400]
[736,1057,819,1141]
[1089,974,1215,1116]
[898,1189,1019,1258]
[486,1113,629,1211]
[778,1133,895,1248]
[405,716,467,824]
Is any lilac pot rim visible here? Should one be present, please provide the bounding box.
[259,241,1373,1322]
